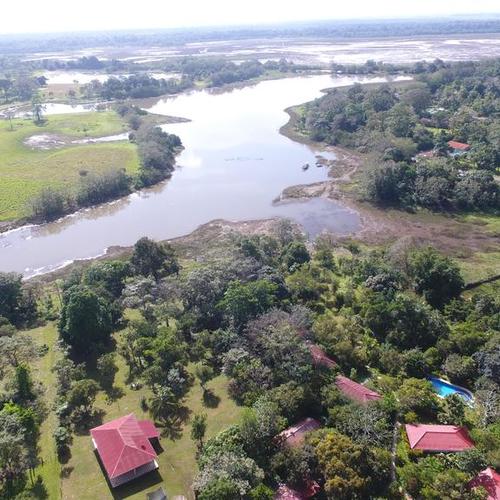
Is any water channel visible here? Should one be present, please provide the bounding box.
[0,74,407,277]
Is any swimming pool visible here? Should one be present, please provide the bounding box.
[428,377,474,403]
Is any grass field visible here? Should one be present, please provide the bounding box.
[0,111,138,221]
[25,323,62,500]
[25,318,242,500]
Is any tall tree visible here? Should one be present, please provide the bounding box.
[312,430,391,499]
[410,247,464,309]
[131,237,179,279]
[149,386,178,424]
[59,285,113,354]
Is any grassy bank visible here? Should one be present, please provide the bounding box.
[0,111,138,222]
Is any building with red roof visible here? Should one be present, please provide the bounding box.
[335,375,381,404]
[274,480,320,499]
[448,141,470,156]
[90,413,160,487]
[470,467,500,499]
[307,342,336,369]
[448,140,470,151]
[405,424,474,452]
[276,418,321,448]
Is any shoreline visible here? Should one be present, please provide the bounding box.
[0,70,320,234]
[277,102,500,260]
[0,112,189,235]
[8,75,499,282]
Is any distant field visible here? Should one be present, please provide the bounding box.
[0,111,138,221]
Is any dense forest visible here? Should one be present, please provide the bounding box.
[0,18,499,54]
[302,58,500,212]
[1,222,498,498]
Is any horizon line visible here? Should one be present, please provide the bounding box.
[2,13,500,37]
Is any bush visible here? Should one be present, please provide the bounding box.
[30,187,67,221]
[76,169,131,206]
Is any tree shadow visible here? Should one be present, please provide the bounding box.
[57,445,72,465]
[28,476,48,500]
[105,386,126,404]
[158,405,191,441]
[60,466,74,479]
[202,389,220,408]
[73,408,105,435]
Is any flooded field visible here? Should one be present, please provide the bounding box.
[23,34,500,66]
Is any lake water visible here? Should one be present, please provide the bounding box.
[0,74,403,277]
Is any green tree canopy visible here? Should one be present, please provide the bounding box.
[131,237,179,280]
[59,285,114,354]
[410,247,464,309]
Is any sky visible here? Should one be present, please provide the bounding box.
[2,0,500,34]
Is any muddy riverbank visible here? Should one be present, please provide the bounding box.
[278,103,500,259]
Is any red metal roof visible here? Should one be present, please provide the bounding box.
[90,414,158,479]
[276,418,321,447]
[470,468,500,500]
[335,375,381,404]
[448,140,470,150]
[405,424,475,452]
[274,481,320,499]
[275,485,304,500]
[307,342,336,369]
[138,419,160,439]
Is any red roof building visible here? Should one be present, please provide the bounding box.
[405,424,475,452]
[307,342,336,369]
[90,414,160,487]
[335,375,381,404]
[274,480,320,499]
[470,467,500,500]
[448,140,471,151]
[276,418,321,448]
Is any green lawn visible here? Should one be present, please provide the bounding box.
[62,357,241,499]
[25,323,62,500]
[0,111,138,221]
[22,320,243,500]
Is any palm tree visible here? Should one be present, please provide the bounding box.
[190,413,207,452]
[149,386,178,424]
[31,94,45,124]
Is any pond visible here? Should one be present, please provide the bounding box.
[15,102,104,118]
[0,74,405,277]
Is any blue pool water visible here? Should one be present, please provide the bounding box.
[428,377,473,403]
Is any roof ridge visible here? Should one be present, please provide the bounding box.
[110,443,156,478]
[337,375,376,393]
[410,426,428,448]
[110,442,127,478]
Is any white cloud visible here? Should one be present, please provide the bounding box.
[2,0,499,34]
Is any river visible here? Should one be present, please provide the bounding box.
[0,74,406,277]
